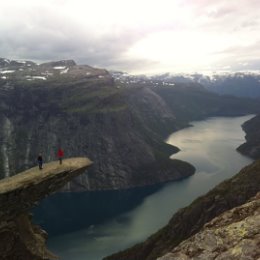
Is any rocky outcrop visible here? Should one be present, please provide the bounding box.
[105,159,260,260]
[0,157,92,260]
[0,213,58,260]
[158,193,260,260]
[237,115,260,159]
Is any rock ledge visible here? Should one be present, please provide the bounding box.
[0,157,92,260]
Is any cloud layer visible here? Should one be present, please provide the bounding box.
[0,0,259,74]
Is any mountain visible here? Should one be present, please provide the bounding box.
[237,115,260,159]
[202,73,260,98]
[0,58,260,192]
[105,159,260,260]
[153,72,260,98]
[112,71,260,98]
[0,58,195,190]
[1,59,260,259]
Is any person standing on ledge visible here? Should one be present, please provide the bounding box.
[57,148,64,165]
[38,153,43,170]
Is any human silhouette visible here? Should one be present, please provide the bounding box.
[57,148,64,165]
[38,154,43,170]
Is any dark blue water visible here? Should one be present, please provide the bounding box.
[33,185,162,236]
[43,115,253,260]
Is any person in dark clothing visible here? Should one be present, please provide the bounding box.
[38,154,43,170]
[57,148,64,165]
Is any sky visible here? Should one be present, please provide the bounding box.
[0,0,260,74]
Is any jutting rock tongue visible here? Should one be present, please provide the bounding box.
[0,157,92,260]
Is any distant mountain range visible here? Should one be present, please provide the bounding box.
[111,71,260,98]
[1,57,259,98]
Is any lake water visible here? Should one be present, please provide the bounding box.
[47,115,253,260]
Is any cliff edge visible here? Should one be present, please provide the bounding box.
[0,157,92,260]
[158,192,260,260]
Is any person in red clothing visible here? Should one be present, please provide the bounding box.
[57,148,64,165]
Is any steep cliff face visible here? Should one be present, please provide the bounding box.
[0,157,92,260]
[0,63,194,191]
[237,115,260,159]
[105,159,260,260]
[0,58,196,191]
[158,193,260,260]
[1,58,259,191]
[1,213,58,260]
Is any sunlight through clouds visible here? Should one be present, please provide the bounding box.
[126,29,258,72]
[0,0,259,73]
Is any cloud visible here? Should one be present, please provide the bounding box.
[0,0,259,74]
[0,1,150,67]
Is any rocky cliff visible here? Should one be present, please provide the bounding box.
[0,58,259,191]
[0,157,92,260]
[105,159,260,260]
[0,58,195,191]
[158,192,260,260]
[237,115,260,159]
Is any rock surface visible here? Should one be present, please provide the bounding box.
[0,157,92,260]
[158,193,260,260]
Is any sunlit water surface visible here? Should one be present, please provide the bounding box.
[48,115,253,260]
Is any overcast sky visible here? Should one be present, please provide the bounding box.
[0,0,260,74]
